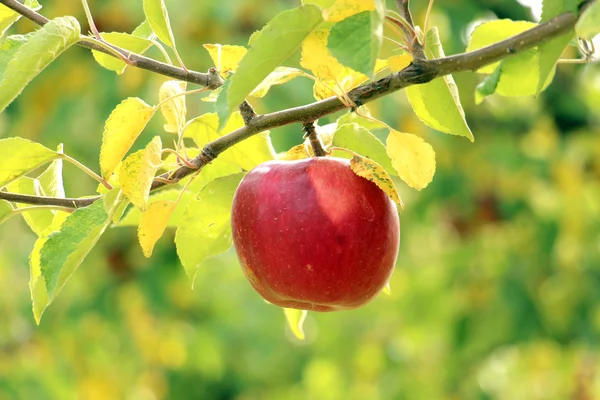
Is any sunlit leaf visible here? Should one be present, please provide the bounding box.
[0,35,29,82]
[0,199,13,225]
[142,0,177,48]
[217,5,323,125]
[536,0,577,94]
[302,0,335,8]
[350,155,402,206]
[175,173,245,283]
[331,123,396,176]
[475,62,503,104]
[327,1,385,76]
[119,136,162,210]
[183,112,275,170]
[467,20,554,97]
[138,200,176,257]
[387,53,412,72]
[405,28,474,141]
[337,106,386,130]
[91,32,153,74]
[0,16,80,113]
[100,97,155,179]
[284,308,308,340]
[203,44,247,76]
[576,0,600,39]
[0,0,40,37]
[6,178,54,236]
[159,80,187,133]
[0,137,57,188]
[386,130,436,190]
[250,67,310,98]
[326,0,376,22]
[39,198,113,305]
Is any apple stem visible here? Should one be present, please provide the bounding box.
[302,122,327,157]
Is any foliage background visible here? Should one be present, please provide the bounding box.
[1,0,600,398]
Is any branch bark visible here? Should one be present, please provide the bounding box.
[0,0,590,208]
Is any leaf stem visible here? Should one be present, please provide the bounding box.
[60,154,112,190]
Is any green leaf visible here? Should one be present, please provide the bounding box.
[250,67,310,98]
[37,145,66,199]
[0,199,13,225]
[6,177,54,236]
[405,28,474,141]
[331,123,396,176]
[0,34,29,82]
[0,137,58,188]
[576,1,600,39]
[142,0,177,48]
[284,308,308,340]
[217,5,323,125]
[175,173,245,284]
[327,6,384,76]
[0,0,40,37]
[40,197,114,301]
[183,112,276,170]
[475,62,503,104]
[467,20,554,97]
[0,16,80,113]
[91,32,153,74]
[337,107,387,131]
[301,0,335,7]
[536,0,577,94]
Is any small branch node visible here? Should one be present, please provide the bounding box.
[239,101,257,125]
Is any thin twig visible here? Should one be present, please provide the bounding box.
[395,0,426,59]
[0,191,98,208]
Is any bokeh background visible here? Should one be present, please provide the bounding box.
[1,0,600,399]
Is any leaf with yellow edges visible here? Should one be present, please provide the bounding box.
[159,80,187,133]
[119,136,162,210]
[350,155,402,207]
[284,308,307,340]
[386,130,435,191]
[138,200,176,257]
[203,44,247,76]
[100,97,156,179]
[326,0,376,22]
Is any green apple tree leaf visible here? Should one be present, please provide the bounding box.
[331,123,396,176]
[250,67,311,98]
[216,5,323,126]
[0,16,80,113]
[0,199,14,225]
[142,0,177,48]
[576,0,600,39]
[7,178,55,236]
[386,130,436,191]
[535,0,577,94]
[183,112,276,170]
[475,62,503,104]
[327,1,385,76]
[175,173,245,284]
[0,137,58,188]
[405,28,474,141]
[0,34,30,82]
[91,32,153,74]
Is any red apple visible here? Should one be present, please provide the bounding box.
[231,157,400,311]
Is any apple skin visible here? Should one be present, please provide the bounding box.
[231,157,400,312]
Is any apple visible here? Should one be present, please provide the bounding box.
[231,157,400,311]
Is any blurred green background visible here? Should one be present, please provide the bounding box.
[1,0,600,399]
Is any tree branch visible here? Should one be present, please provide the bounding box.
[0,1,589,209]
[394,0,426,59]
[0,191,99,208]
[0,0,220,87]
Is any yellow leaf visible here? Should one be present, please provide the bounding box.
[350,155,403,207]
[159,80,187,133]
[119,136,162,210]
[203,44,247,76]
[388,54,413,72]
[386,130,436,191]
[279,144,312,160]
[138,200,176,257]
[100,97,156,179]
[326,0,375,22]
[284,308,307,340]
